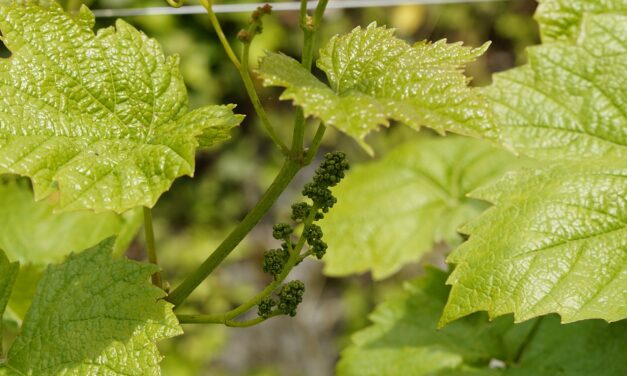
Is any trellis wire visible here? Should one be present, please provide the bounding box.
[92,0,506,18]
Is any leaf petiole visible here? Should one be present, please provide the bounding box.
[176,311,281,327]
[291,0,330,157]
[143,207,163,289]
[240,41,290,154]
[201,0,289,154]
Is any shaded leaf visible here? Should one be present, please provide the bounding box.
[339,269,627,376]
[0,250,18,357]
[0,180,141,319]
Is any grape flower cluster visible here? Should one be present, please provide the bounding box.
[257,152,349,319]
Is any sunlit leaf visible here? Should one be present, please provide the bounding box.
[446,11,627,324]
[0,2,243,212]
[535,0,627,41]
[2,239,182,375]
[441,161,627,325]
[258,23,494,153]
[486,13,627,161]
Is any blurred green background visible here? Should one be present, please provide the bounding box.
[42,1,539,374]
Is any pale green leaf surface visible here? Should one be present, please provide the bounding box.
[339,269,627,376]
[258,23,495,153]
[3,238,182,375]
[535,0,627,41]
[0,2,243,212]
[0,250,18,356]
[449,10,627,324]
[486,13,627,161]
[0,180,133,265]
[321,137,518,279]
[0,180,141,319]
[442,161,627,325]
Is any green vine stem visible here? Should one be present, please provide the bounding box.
[199,0,240,69]
[240,42,290,154]
[177,311,281,327]
[174,204,320,325]
[167,0,331,308]
[291,0,329,157]
[143,207,163,289]
[305,123,327,164]
[201,0,288,154]
[166,159,300,306]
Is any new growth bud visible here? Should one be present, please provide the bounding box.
[237,30,251,43]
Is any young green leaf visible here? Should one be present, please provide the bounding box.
[339,269,627,376]
[0,2,243,212]
[2,238,182,375]
[320,137,519,279]
[0,250,18,357]
[258,23,495,154]
[0,180,141,319]
[486,13,627,161]
[441,161,627,325]
[535,0,627,41]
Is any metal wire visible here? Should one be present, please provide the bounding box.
[92,0,506,18]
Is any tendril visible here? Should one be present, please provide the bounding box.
[165,0,184,8]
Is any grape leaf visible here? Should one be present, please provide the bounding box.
[444,9,627,324]
[535,0,627,41]
[258,23,495,154]
[2,238,182,375]
[338,269,523,376]
[0,179,141,319]
[0,180,138,265]
[485,13,627,161]
[338,269,627,376]
[0,250,18,357]
[0,2,243,212]
[441,161,627,325]
[503,318,627,376]
[320,137,519,279]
